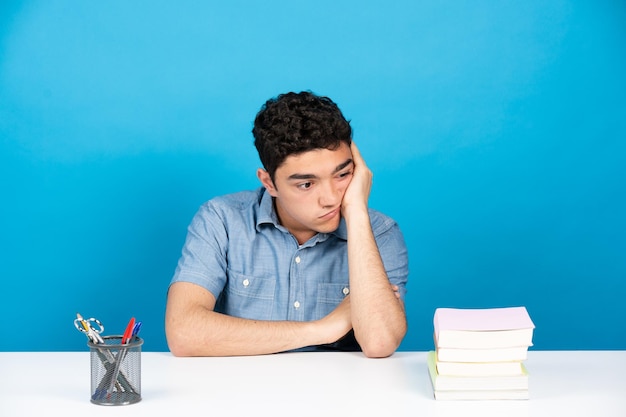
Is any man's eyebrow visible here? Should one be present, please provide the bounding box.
[287,173,317,180]
[287,158,354,181]
[333,158,354,174]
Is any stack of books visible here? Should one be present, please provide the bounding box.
[427,306,535,400]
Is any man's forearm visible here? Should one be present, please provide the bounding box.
[345,207,407,358]
[166,281,354,357]
[167,306,325,357]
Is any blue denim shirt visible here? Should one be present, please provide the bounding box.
[171,187,408,323]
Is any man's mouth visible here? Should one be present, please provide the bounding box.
[320,207,340,219]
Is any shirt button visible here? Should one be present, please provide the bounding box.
[295,256,301,264]
[294,301,301,309]
[243,279,250,287]
[343,287,350,296]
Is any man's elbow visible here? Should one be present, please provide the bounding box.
[358,331,405,358]
[168,341,194,357]
[361,340,400,358]
[166,322,197,357]
[358,324,407,358]
[167,334,192,357]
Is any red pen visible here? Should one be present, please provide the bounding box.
[121,317,136,344]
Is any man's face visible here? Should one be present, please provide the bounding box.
[258,142,354,244]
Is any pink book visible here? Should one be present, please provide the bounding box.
[435,307,534,333]
[434,307,535,350]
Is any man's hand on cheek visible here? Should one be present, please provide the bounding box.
[341,142,373,216]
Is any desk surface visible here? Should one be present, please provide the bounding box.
[1,351,624,416]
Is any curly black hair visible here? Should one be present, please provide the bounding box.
[253,91,352,180]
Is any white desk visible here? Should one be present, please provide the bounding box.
[1,351,624,416]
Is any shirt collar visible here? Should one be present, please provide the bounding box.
[256,188,280,230]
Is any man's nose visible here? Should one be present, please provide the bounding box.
[318,181,341,207]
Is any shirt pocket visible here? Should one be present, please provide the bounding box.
[315,282,350,319]
[222,270,276,320]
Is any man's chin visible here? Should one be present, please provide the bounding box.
[316,218,342,234]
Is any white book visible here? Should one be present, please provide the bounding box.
[436,357,525,376]
[433,389,529,401]
[436,346,529,363]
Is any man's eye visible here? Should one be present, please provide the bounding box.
[297,182,312,190]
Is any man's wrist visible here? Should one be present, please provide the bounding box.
[342,203,369,224]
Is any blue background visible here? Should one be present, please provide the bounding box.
[1,1,625,352]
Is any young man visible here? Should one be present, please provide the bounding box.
[165,91,408,358]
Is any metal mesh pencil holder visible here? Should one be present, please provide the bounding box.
[88,335,143,406]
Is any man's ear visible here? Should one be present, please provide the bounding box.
[257,168,278,197]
